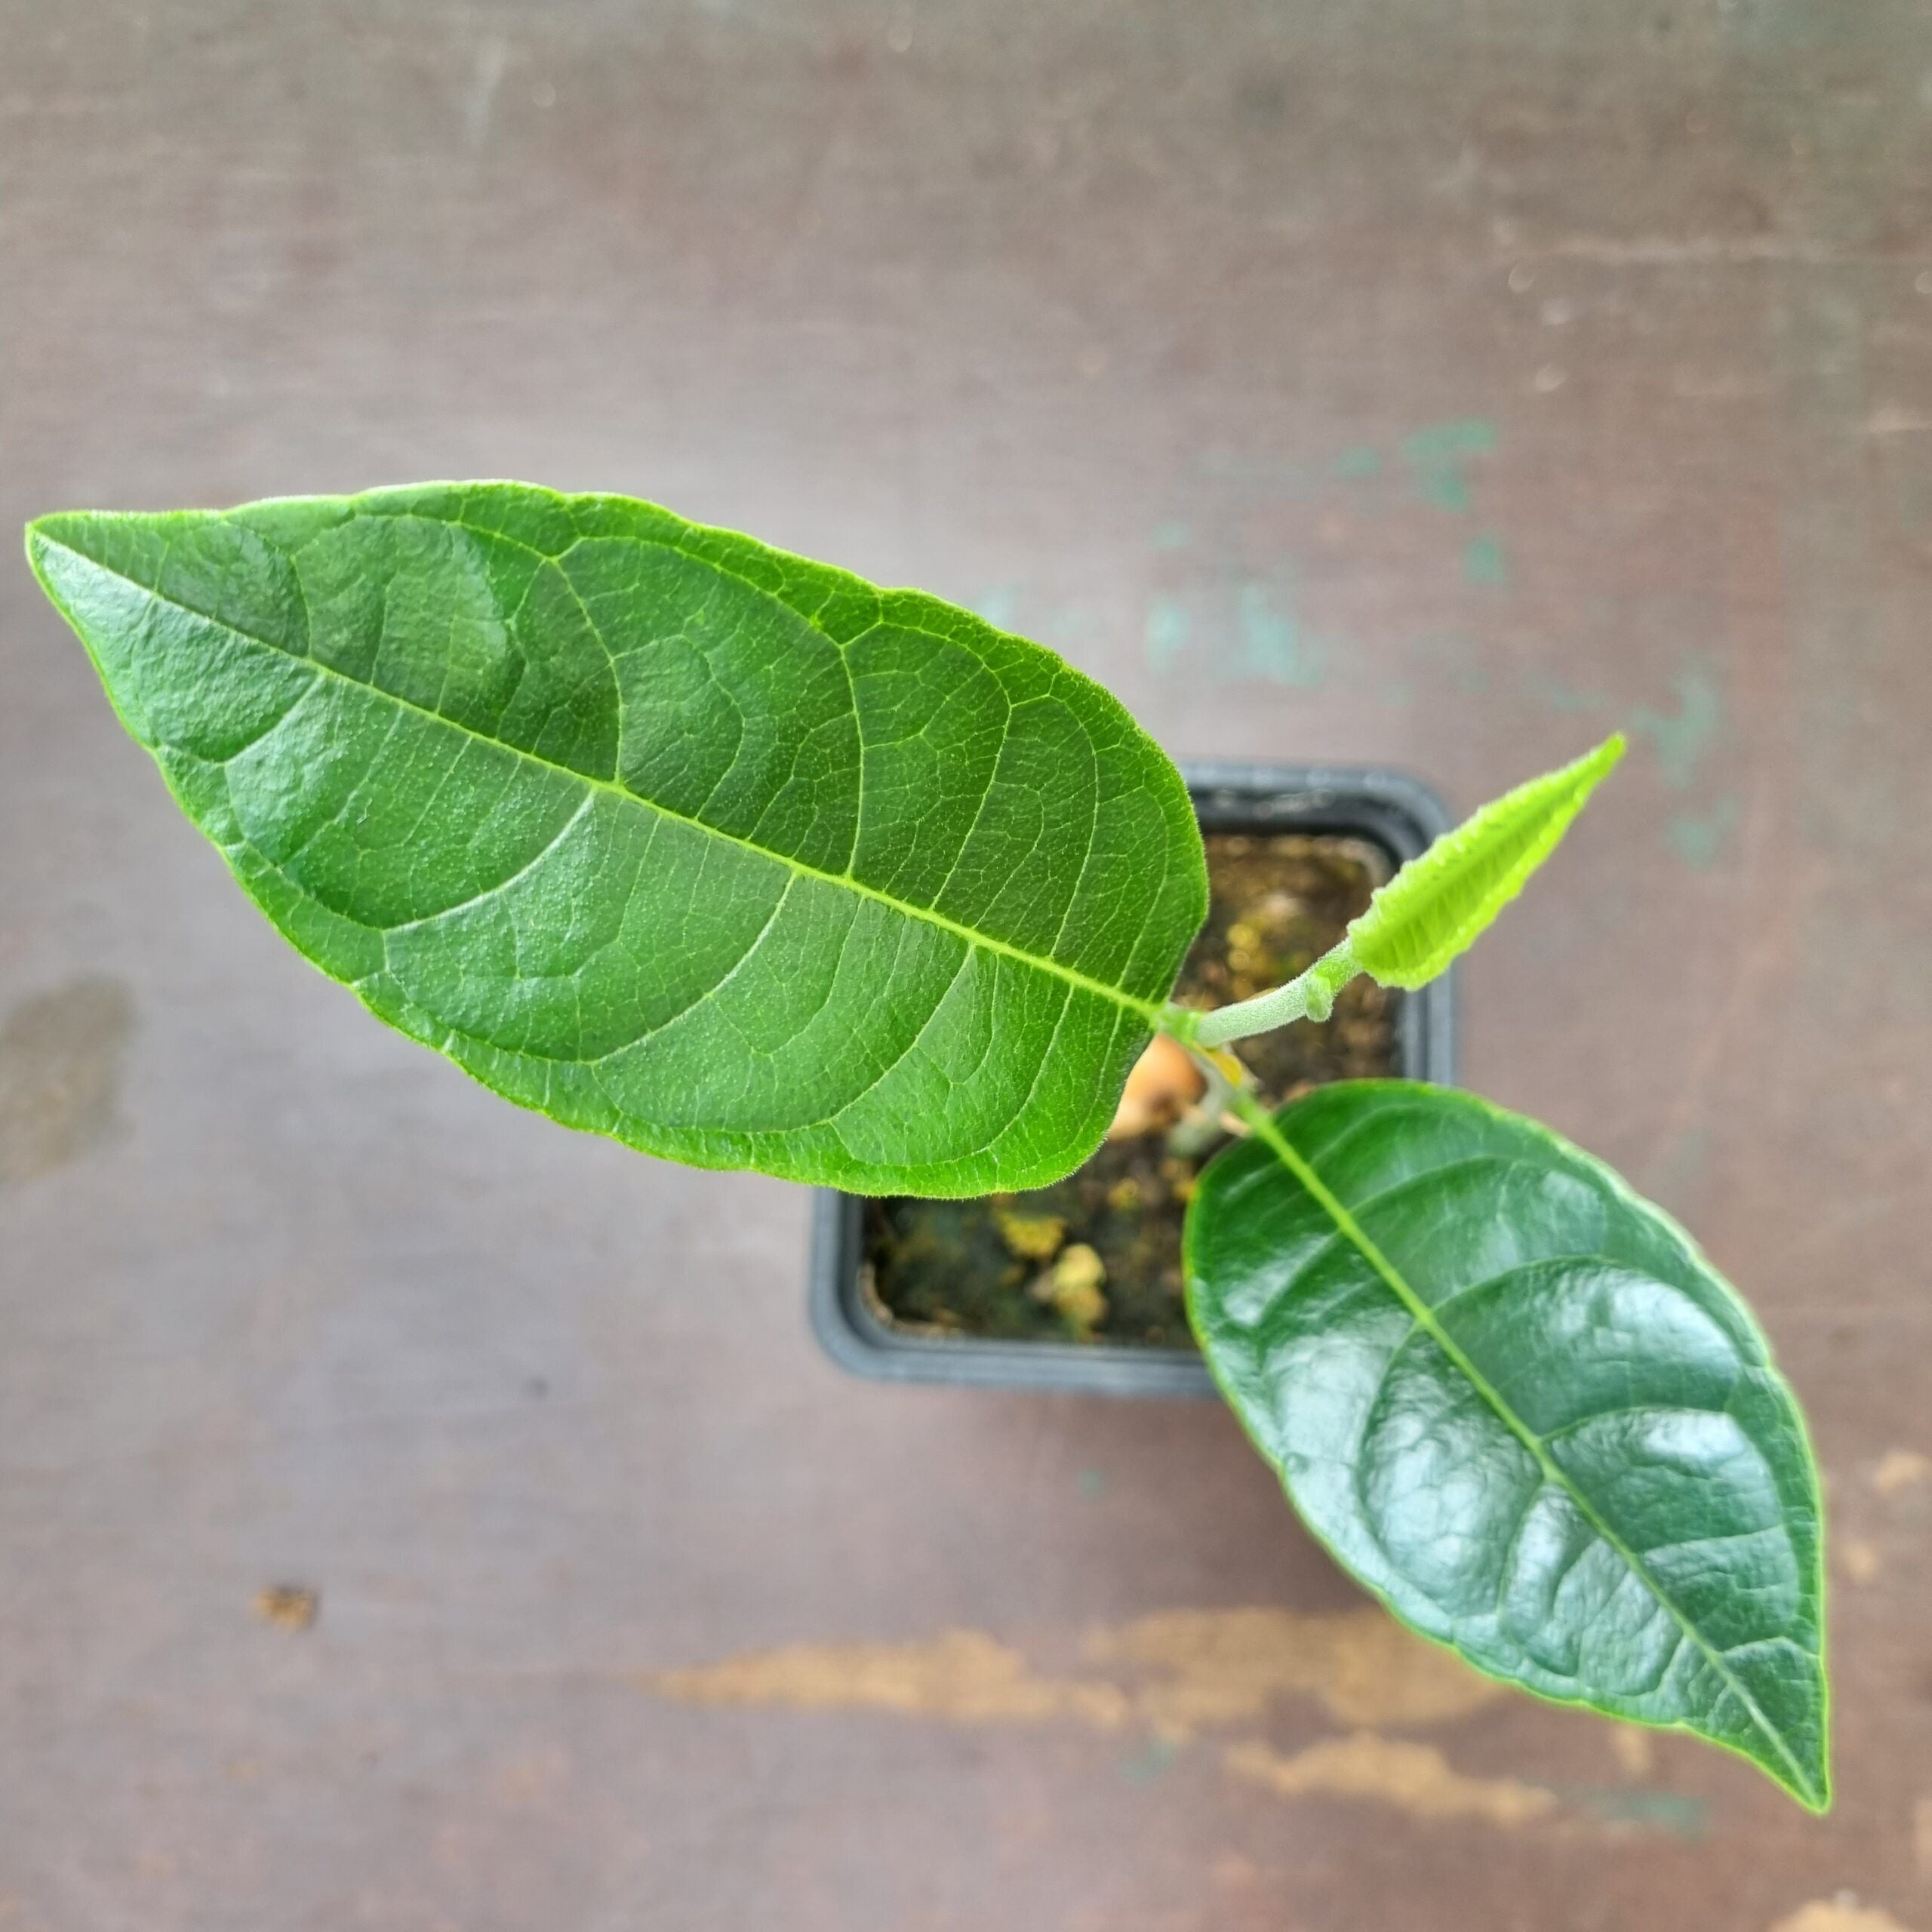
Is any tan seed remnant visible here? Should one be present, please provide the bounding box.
[993,1208,1066,1263]
[1106,1032,1204,1140]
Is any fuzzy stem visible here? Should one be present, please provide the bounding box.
[1186,937,1361,1050]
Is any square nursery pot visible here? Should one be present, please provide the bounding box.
[808,762,1456,1396]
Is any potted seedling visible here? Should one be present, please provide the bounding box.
[26,484,1829,1812]
[813,758,1456,1395]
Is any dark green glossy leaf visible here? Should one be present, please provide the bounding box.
[1186,1081,1828,1810]
[27,485,1206,1194]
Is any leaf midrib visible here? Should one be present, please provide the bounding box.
[34,534,1166,1027]
[1228,1088,1820,1807]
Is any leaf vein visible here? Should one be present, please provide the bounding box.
[36,540,1162,1026]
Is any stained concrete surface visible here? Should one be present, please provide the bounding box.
[3,3,1931,1927]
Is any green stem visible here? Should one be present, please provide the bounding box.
[1183,937,1361,1050]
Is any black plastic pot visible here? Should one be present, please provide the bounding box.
[808,762,1456,1397]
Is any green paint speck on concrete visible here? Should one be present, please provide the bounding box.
[973,588,1021,631]
[1150,520,1192,551]
[1631,658,1724,789]
[1463,533,1509,586]
[1040,603,1097,646]
[1668,794,1740,868]
[1559,1788,1709,1839]
[1144,595,1192,670]
[1412,632,1489,694]
[1077,1469,1106,1499]
[1401,419,1497,511]
[1235,581,1327,687]
[1651,1126,1710,1206]
[1527,669,1607,715]
[1331,445,1383,481]
[1118,1737,1181,1783]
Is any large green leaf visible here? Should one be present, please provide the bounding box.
[1186,1082,1829,1810]
[27,485,1207,1194]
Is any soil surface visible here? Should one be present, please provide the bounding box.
[863,833,1403,1349]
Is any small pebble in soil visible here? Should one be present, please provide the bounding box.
[994,1208,1069,1263]
[1036,1243,1108,1335]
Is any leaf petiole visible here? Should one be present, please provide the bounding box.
[1171,938,1361,1050]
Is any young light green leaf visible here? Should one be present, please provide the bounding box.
[1347,734,1624,989]
[1186,1081,1829,1811]
[1180,735,1624,1051]
[26,485,1207,1195]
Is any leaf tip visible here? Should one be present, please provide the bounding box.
[1737,1678,1831,1814]
[1778,1761,1832,1816]
[24,517,68,604]
[1789,1734,1833,1816]
[23,512,88,583]
[1562,731,1626,798]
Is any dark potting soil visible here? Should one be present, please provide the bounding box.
[861,833,1403,1349]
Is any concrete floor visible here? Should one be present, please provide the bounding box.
[4,3,1931,1927]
